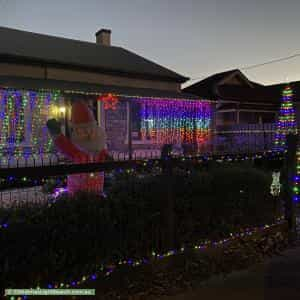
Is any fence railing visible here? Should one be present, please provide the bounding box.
[0,151,285,208]
[0,123,277,168]
[212,123,276,154]
[0,152,286,261]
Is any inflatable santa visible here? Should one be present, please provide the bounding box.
[46,101,108,195]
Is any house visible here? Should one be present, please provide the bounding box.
[0,27,212,158]
[183,69,279,127]
[182,70,292,153]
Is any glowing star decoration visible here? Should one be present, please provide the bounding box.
[270,171,281,196]
[273,85,297,151]
[98,93,119,110]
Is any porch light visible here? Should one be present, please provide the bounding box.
[59,106,66,115]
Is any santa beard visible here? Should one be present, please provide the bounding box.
[71,126,106,154]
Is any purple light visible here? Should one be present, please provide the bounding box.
[52,187,68,199]
[135,98,211,147]
[27,221,278,291]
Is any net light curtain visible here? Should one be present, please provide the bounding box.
[136,98,212,147]
[0,88,61,156]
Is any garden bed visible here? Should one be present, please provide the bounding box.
[66,222,289,300]
[0,163,286,298]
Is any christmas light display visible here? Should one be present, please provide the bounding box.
[0,89,61,156]
[64,89,214,103]
[270,171,281,196]
[273,85,297,151]
[293,150,300,202]
[135,98,211,146]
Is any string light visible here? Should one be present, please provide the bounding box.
[63,89,214,103]
[136,98,211,147]
[271,85,299,202]
[0,89,61,157]
[293,150,300,202]
[273,85,297,151]
[0,186,67,233]
[0,151,284,234]
[23,218,284,293]
[270,171,281,196]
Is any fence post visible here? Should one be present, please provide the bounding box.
[161,148,175,250]
[166,159,175,250]
[127,100,133,160]
[282,133,298,243]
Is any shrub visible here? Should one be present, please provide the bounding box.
[0,164,280,288]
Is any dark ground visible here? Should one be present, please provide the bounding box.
[160,241,300,300]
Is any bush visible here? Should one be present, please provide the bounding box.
[109,164,279,245]
[0,164,280,288]
[0,191,162,288]
[174,165,279,244]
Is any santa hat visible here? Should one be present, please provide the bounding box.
[71,101,97,128]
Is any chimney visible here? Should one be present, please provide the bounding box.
[95,29,111,46]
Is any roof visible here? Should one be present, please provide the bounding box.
[182,69,298,105]
[0,75,203,101]
[266,81,300,100]
[0,26,188,83]
[217,85,279,104]
[183,69,262,99]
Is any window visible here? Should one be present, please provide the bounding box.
[131,102,142,140]
[128,99,211,147]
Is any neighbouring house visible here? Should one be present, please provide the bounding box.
[182,69,291,153]
[0,27,213,159]
[183,69,279,126]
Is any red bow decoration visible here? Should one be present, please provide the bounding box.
[97,93,119,110]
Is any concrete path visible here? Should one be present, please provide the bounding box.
[160,243,300,300]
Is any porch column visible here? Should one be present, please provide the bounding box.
[236,110,240,124]
[63,97,70,138]
[97,100,105,128]
[127,100,133,160]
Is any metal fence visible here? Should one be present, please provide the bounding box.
[0,123,277,168]
[212,123,276,154]
[0,152,286,266]
[0,151,284,207]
